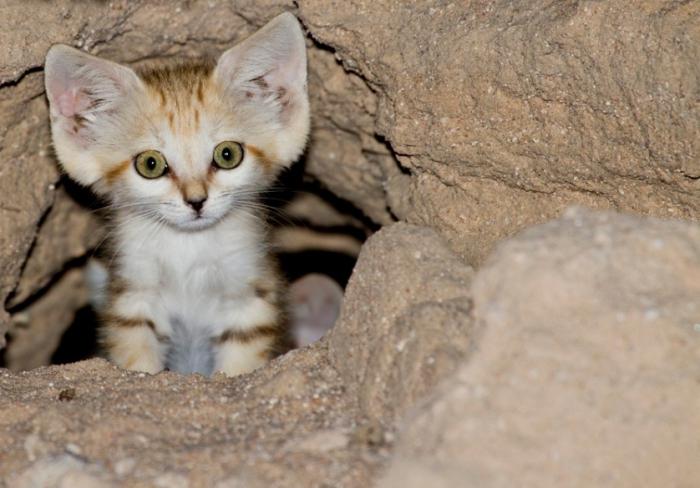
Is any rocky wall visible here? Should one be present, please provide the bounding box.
[0,1,698,486]
[2,0,698,349]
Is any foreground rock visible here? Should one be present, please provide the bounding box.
[328,223,475,424]
[3,210,697,486]
[382,208,700,487]
[1,350,381,488]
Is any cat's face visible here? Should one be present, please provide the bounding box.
[44,13,309,231]
[95,62,284,231]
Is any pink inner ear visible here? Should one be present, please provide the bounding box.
[56,87,90,118]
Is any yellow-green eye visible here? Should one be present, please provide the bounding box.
[213,141,244,170]
[134,150,168,179]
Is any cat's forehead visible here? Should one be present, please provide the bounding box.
[138,60,216,107]
[137,60,225,132]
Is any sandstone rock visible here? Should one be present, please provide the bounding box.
[328,223,475,424]
[0,70,58,347]
[3,185,102,369]
[12,454,112,488]
[298,0,700,262]
[7,186,102,309]
[6,268,88,371]
[0,2,698,487]
[3,0,698,350]
[0,348,383,487]
[305,46,399,225]
[381,208,700,487]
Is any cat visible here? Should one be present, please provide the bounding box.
[44,13,310,376]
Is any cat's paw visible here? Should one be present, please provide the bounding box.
[104,323,164,375]
[122,356,164,375]
[214,340,269,377]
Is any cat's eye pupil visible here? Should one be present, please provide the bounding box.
[222,148,232,161]
[147,157,157,170]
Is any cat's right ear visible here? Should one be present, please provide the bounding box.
[214,13,310,166]
[44,45,143,186]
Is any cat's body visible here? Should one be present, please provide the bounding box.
[104,207,289,375]
[44,13,308,376]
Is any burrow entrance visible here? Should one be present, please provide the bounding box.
[1,158,375,371]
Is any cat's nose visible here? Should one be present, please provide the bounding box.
[186,197,206,213]
[182,181,208,213]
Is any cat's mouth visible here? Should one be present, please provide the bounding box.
[155,200,233,232]
[170,214,220,232]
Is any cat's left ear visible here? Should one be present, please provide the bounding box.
[215,12,310,165]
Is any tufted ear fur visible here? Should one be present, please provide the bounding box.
[44,45,144,186]
[214,12,310,165]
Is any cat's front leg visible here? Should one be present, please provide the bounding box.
[213,293,290,377]
[101,284,167,374]
[101,316,165,374]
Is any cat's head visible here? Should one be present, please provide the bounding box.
[44,13,309,231]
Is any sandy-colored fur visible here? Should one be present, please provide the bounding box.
[44,13,308,376]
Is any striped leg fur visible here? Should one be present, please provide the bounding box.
[101,317,164,374]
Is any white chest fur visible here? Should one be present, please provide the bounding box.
[112,210,268,338]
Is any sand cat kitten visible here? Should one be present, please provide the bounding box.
[43,13,309,376]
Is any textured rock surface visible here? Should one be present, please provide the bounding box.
[6,268,89,371]
[382,208,700,487]
[7,186,102,309]
[3,210,698,486]
[328,223,475,424]
[1,1,699,486]
[1,0,698,350]
[1,350,385,488]
[299,0,700,262]
[0,67,57,347]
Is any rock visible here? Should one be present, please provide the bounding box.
[7,186,102,309]
[298,0,700,262]
[292,429,350,453]
[381,208,700,487]
[0,351,382,487]
[305,46,399,225]
[0,68,58,346]
[0,1,698,486]
[2,207,699,486]
[6,268,89,371]
[12,454,112,488]
[328,223,475,423]
[2,0,698,356]
[3,185,102,369]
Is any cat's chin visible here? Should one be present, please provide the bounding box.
[169,216,221,232]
